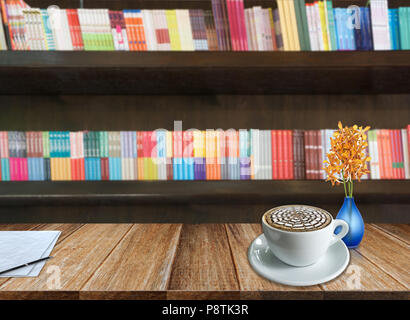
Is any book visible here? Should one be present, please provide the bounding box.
[370,0,391,50]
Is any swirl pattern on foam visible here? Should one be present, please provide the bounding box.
[264,205,332,232]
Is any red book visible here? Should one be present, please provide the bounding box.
[271,130,277,180]
[396,129,405,179]
[287,130,294,180]
[72,9,84,50]
[316,130,322,180]
[101,157,109,180]
[150,131,157,159]
[66,9,77,50]
[226,0,237,50]
[386,130,394,179]
[408,125,410,167]
[282,130,289,179]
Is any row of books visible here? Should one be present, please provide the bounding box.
[1,0,410,51]
[0,127,408,181]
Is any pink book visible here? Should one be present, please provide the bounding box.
[237,0,248,50]
[10,158,17,181]
[21,157,28,181]
[226,0,237,50]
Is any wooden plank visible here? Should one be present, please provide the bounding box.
[225,224,323,300]
[0,224,39,231]
[167,224,240,299]
[322,250,408,299]
[0,224,131,299]
[81,224,182,300]
[355,224,410,289]
[372,224,410,244]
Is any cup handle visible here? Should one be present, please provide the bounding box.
[330,219,349,246]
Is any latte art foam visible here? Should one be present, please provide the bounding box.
[264,205,332,232]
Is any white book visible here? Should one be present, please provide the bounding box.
[305,5,316,51]
[314,3,324,51]
[103,9,113,50]
[62,9,74,50]
[244,9,252,51]
[402,129,409,179]
[160,10,171,50]
[370,0,391,50]
[153,10,166,51]
[35,8,46,50]
[263,9,273,51]
[184,10,195,51]
[368,130,378,179]
[48,8,65,50]
[176,10,194,51]
[251,130,260,179]
[22,10,34,50]
[142,10,157,51]
[247,9,257,51]
[253,7,264,51]
[266,130,273,179]
[320,129,326,179]
[310,4,320,51]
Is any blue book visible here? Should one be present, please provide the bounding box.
[28,158,33,181]
[345,9,356,50]
[109,157,115,180]
[335,8,344,50]
[363,8,373,50]
[389,9,400,50]
[354,8,362,50]
[94,158,101,181]
[173,158,180,180]
[38,158,45,181]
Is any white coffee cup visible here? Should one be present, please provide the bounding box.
[262,207,349,267]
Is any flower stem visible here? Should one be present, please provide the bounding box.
[350,180,354,198]
[341,170,348,198]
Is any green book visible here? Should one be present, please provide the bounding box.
[84,132,90,158]
[42,132,50,158]
[326,1,337,51]
[95,131,101,158]
[294,0,306,50]
[407,7,410,50]
[298,0,311,51]
[99,131,108,158]
[399,7,409,50]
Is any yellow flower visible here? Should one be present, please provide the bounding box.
[324,122,371,187]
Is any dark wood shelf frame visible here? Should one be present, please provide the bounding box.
[1,51,410,94]
[0,181,408,224]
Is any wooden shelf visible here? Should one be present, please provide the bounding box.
[2,51,410,94]
[0,180,408,205]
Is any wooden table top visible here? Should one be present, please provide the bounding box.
[0,223,408,300]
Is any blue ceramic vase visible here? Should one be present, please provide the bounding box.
[335,197,364,248]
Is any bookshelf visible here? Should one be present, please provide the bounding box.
[0,0,409,223]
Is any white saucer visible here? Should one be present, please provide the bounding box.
[248,234,350,286]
